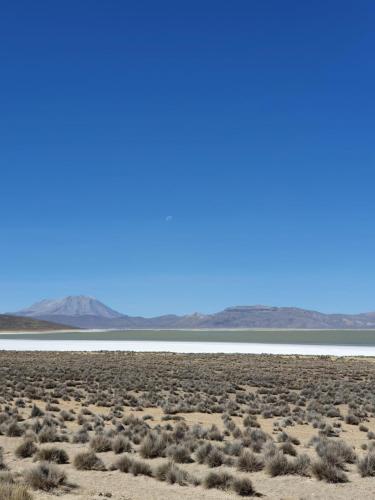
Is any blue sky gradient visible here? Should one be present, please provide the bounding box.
[1,1,375,315]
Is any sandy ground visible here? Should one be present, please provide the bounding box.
[2,400,375,500]
[2,352,375,499]
[3,432,375,500]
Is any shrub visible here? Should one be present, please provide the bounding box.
[289,454,311,476]
[266,452,290,476]
[155,461,191,486]
[115,455,133,473]
[223,440,243,457]
[312,460,349,483]
[319,424,338,437]
[0,447,7,470]
[204,471,233,490]
[277,431,289,443]
[0,471,14,483]
[112,436,132,454]
[166,445,192,464]
[139,432,167,459]
[74,451,105,471]
[72,429,89,443]
[291,428,302,438]
[358,452,375,477]
[130,459,152,477]
[232,477,256,496]
[345,414,360,425]
[280,441,297,456]
[15,440,38,459]
[315,438,356,468]
[207,425,224,441]
[326,407,340,418]
[206,447,225,467]
[0,483,33,500]
[6,422,24,438]
[25,462,66,491]
[37,427,58,443]
[35,448,69,464]
[249,429,267,443]
[59,410,75,422]
[90,435,112,452]
[237,450,264,472]
[243,415,259,428]
[155,461,170,481]
[263,442,278,460]
[195,443,212,464]
[31,405,44,418]
[45,403,60,412]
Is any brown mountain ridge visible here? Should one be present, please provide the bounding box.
[0,314,77,332]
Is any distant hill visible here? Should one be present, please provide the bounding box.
[11,296,375,330]
[0,314,77,332]
[17,295,122,319]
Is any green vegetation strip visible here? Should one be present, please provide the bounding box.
[1,329,375,345]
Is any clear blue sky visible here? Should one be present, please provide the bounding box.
[1,1,374,315]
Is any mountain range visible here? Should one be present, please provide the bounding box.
[0,314,76,332]
[10,295,375,330]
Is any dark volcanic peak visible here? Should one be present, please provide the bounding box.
[16,295,123,319]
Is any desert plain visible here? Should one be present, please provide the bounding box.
[1,351,375,499]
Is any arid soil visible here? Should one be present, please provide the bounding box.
[1,352,375,499]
